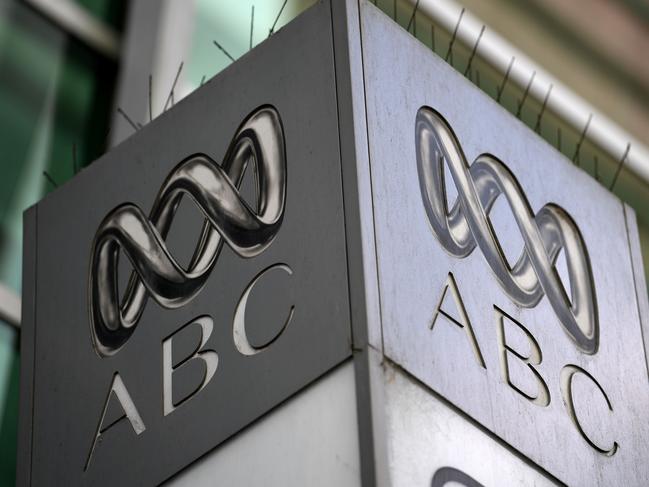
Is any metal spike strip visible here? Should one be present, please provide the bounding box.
[386,4,630,198]
[463,25,485,77]
[42,171,58,189]
[269,0,289,37]
[496,56,515,103]
[116,107,140,131]
[407,0,420,33]
[610,143,631,190]
[250,5,255,50]
[515,70,536,118]
[431,23,435,52]
[444,8,465,63]
[163,62,184,112]
[213,40,235,62]
[534,83,553,134]
[572,113,593,165]
[413,9,417,35]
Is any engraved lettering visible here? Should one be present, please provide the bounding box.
[431,273,486,368]
[431,466,485,487]
[416,106,598,354]
[163,316,218,416]
[560,364,618,456]
[495,306,550,407]
[89,106,287,357]
[85,373,145,471]
[233,263,294,356]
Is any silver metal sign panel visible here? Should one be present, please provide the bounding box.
[382,362,557,487]
[360,3,649,486]
[18,3,351,485]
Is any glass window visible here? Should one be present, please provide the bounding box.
[75,0,127,32]
[0,322,18,484]
[0,0,125,484]
[0,1,120,292]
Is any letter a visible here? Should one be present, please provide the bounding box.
[84,373,145,471]
[430,273,486,368]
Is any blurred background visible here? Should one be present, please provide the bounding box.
[0,0,647,483]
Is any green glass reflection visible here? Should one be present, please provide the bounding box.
[0,0,124,484]
[0,322,18,485]
[0,1,118,293]
[75,0,127,32]
[186,0,316,89]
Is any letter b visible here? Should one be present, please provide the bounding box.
[163,316,218,416]
[495,306,550,407]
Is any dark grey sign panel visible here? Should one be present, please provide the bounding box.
[19,3,351,485]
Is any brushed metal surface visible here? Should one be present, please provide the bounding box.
[623,203,649,376]
[360,2,649,485]
[381,361,558,487]
[416,106,598,355]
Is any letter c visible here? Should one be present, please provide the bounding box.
[233,263,294,356]
[560,364,618,456]
[431,466,484,487]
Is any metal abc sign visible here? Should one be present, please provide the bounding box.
[18,5,351,485]
[17,1,649,486]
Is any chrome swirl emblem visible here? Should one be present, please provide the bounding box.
[416,106,598,354]
[89,105,286,357]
